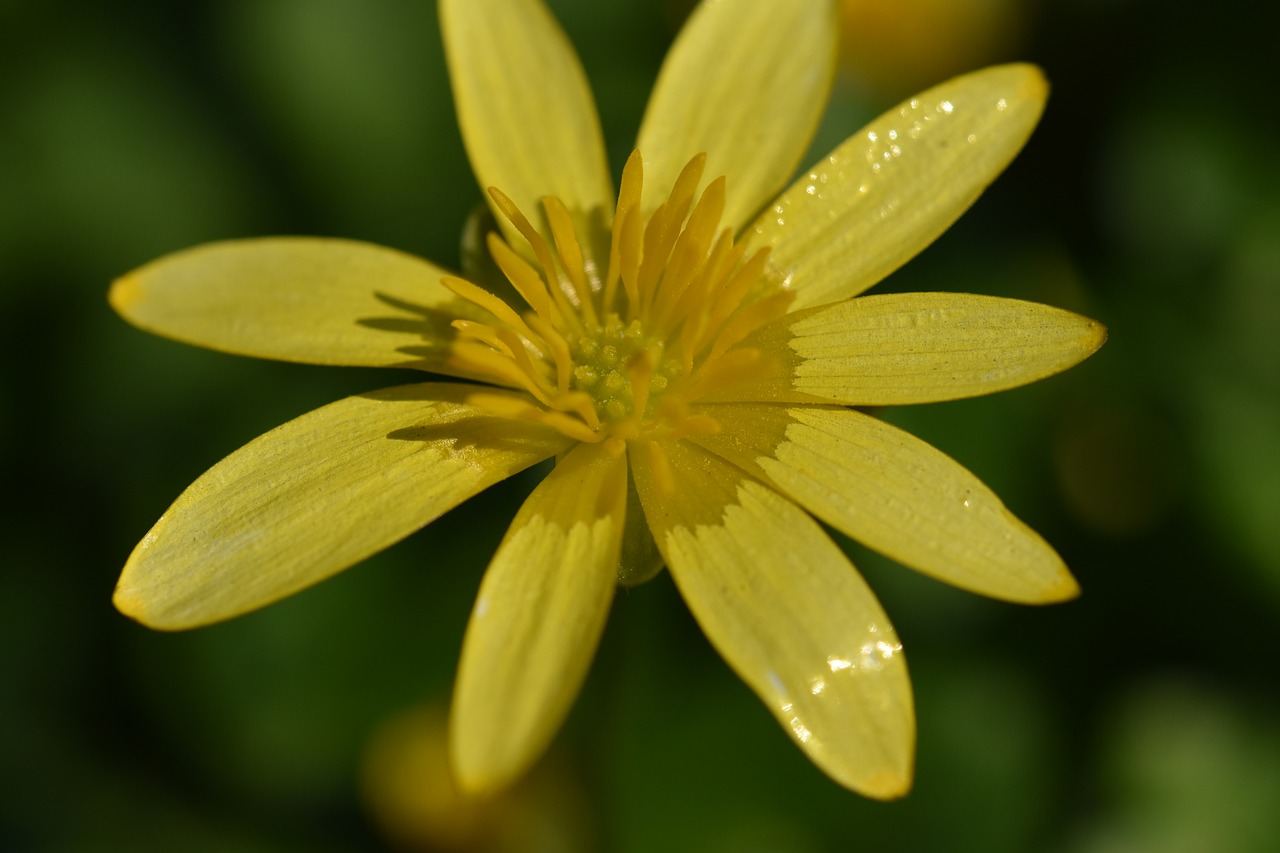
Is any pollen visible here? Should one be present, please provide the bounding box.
[443,150,793,447]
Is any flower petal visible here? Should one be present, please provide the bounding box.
[693,404,1078,603]
[631,439,914,798]
[109,238,465,370]
[708,292,1106,405]
[440,0,613,256]
[450,443,626,793]
[114,383,571,630]
[745,64,1048,310]
[635,0,836,231]
[617,472,664,586]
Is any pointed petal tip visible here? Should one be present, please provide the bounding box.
[992,560,1081,605]
[112,579,182,632]
[1014,62,1049,101]
[970,62,1047,107]
[111,582,143,620]
[447,763,494,799]
[1003,560,1080,605]
[447,728,517,799]
[824,731,915,800]
[1040,568,1082,604]
[107,273,141,318]
[857,767,914,801]
[838,713,916,801]
[1086,319,1109,355]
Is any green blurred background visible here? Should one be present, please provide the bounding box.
[3,0,1278,850]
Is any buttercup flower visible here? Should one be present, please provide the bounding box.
[111,0,1105,799]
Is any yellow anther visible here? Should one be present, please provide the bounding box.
[441,276,539,344]
[626,351,655,423]
[643,440,677,495]
[525,312,573,395]
[450,320,514,357]
[708,289,794,364]
[447,150,784,448]
[550,390,602,431]
[488,187,582,335]
[486,233,560,325]
[542,195,597,326]
[615,204,643,312]
[467,393,601,443]
[605,150,645,311]
[450,341,553,406]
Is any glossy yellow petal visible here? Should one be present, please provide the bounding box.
[635,0,836,231]
[109,238,463,370]
[746,64,1048,310]
[707,292,1106,405]
[451,443,626,793]
[631,440,914,798]
[440,0,613,259]
[693,404,1078,603]
[114,384,572,630]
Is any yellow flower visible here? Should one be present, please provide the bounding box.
[837,0,1029,98]
[110,0,1105,800]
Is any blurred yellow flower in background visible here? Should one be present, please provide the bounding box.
[839,0,1030,99]
[109,0,1103,799]
[362,704,591,853]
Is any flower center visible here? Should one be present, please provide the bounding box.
[569,316,678,424]
[441,150,792,453]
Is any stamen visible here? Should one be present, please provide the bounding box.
[650,176,726,333]
[708,246,774,334]
[684,246,773,361]
[488,187,584,335]
[487,325,549,390]
[542,196,598,328]
[668,414,721,441]
[660,228,738,342]
[616,204,644,312]
[524,312,573,395]
[683,347,766,400]
[637,154,706,319]
[551,390,602,431]
[450,320,515,357]
[442,276,541,345]
[467,393,602,443]
[450,341,554,405]
[642,439,677,495]
[625,350,655,425]
[446,150,788,454]
[707,289,794,364]
[486,233,561,326]
[605,151,645,312]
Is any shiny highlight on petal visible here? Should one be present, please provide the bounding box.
[632,440,914,798]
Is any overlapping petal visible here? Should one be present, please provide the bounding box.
[705,292,1106,406]
[114,384,571,630]
[109,238,465,370]
[441,0,613,259]
[745,64,1048,310]
[631,439,914,798]
[635,0,836,231]
[692,404,1078,602]
[450,443,626,793]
